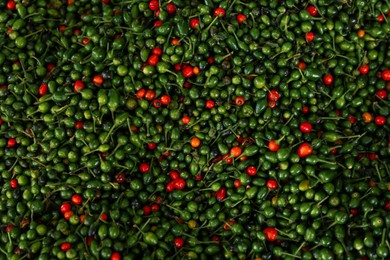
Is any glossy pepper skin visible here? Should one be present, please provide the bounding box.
[0,0,389,259]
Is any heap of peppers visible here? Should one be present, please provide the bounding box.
[1,0,390,259]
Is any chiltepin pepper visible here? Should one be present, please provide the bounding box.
[0,0,389,259]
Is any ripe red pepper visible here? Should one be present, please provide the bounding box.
[60,242,72,252]
[263,227,278,241]
[268,140,280,152]
[381,70,390,81]
[10,179,18,189]
[154,20,163,27]
[152,47,163,56]
[64,211,74,220]
[173,178,186,190]
[148,0,159,11]
[299,122,313,133]
[115,173,126,183]
[306,6,318,16]
[5,225,15,233]
[169,171,180,180]
[152,99,161,108]
[205,100,215,109]
[71,194,83,205]
[166,181,175,192]
[182,66,194,78]
[92,75,104,85]
[135,89,146,99]
[267,90,280,102]
[378,14,385,23]
[100,213,108,221]
[181,116,190,124]
[151,204,160,212]
[297,61,307,70]
[7,138,17,147]
[143,205,151,216]
[147,54,159,66]
[266,179,278,189]
[297,143,313,158]
[246,166,257,176]
[190,18,200,29]
[6,0,16,11]
[60,202,72,214]
[110,252,121,260]
[166,3,176,14]
[139,163,150,173]
[74,121,83,129]
[234,179,242,188]
[160,95,171,105]
[376,89,388,99]
[374,116,386,126]
[235,96,245,106]
[214,8,226,17]
[39,83,48,96]
[74,80,85,93]
[145,90,156,101]
[358,65,369,75]
[236,14,247,24]
[174,237,185,248]
[323,74,334,85]
[216,187,227,200]
[306,32,315,42]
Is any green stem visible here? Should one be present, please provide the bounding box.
[280,252,301,259]
[25,29,45,38]
[0,247,8,256]
[204,16,219,32]
[339,132,367,140]
[381,228,387,245]
[294,242,306,256]
[316,195,329,206]
[8,158,19,172]
[318,116,343,120]
[375,164,383,183]
[231,196,247,208]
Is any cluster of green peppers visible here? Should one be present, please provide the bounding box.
[0,0,390,259]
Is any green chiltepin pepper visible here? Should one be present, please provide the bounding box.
[98,89,108,107]
[255,99,267,115]
[143,232,159,246]
[305,67,322,81]
[108,89,119,113]
[226,35,239,52]
[246,186,258,199]
[12,18,25,31]
[242,145,259,157]
[254,75,266,89]
[16,4,27,18]
[155,23,171,35]
[175,16,190,37]
[140,47,150,62]
[0,1,389,259]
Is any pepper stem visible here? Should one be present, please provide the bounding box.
[375,164,383,183]
[280,252,301,259]
[294,241,306,256]
[204,16,220,32]
[231,196,247,208]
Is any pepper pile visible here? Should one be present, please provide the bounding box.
[1,0,390,259]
